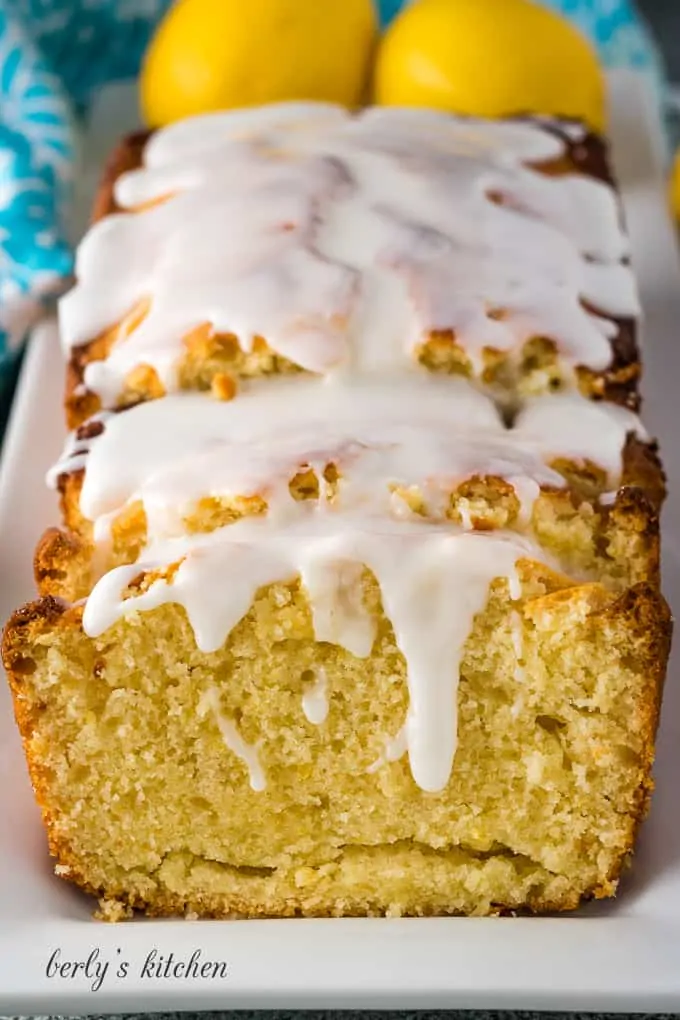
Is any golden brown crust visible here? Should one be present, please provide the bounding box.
[34,526,89,600]
[622,434,666,507]
[90,130,151,221]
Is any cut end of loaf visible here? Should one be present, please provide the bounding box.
[3,572,671,919]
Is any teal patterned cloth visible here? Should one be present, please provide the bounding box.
[0,0,665,404]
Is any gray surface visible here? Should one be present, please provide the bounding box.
[641,0,680,79]
[0,1011,665,1019]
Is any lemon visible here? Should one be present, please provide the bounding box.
[374,0,606,132]
[670,150,680,223]
[141,0,378,128]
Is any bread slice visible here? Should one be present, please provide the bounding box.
[40,381,662,603]
[4,569,670,919]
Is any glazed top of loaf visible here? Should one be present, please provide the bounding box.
[53,374,643,532]
[60,101,638,407]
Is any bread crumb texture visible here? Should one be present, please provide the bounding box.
[3,566,670,919]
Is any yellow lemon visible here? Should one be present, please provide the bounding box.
[374,0,606,132]
[141,0,378,128]
[670,150,680,222]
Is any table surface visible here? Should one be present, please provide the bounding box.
[2,1014,680,1019]
[641,0,680,79]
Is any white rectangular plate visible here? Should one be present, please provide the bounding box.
[1,73,680,1014]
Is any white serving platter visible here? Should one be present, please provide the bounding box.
[1,73,680,1014]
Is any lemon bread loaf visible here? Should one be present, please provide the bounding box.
[4,102,671,920]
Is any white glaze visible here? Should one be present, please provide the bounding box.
[49,377,644,545]
[198,688,266,792]
[59,102,638,404]
[50,375,499,521]
[367,725,409,774]
[514,390,646,475]
[301,667,329,725]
